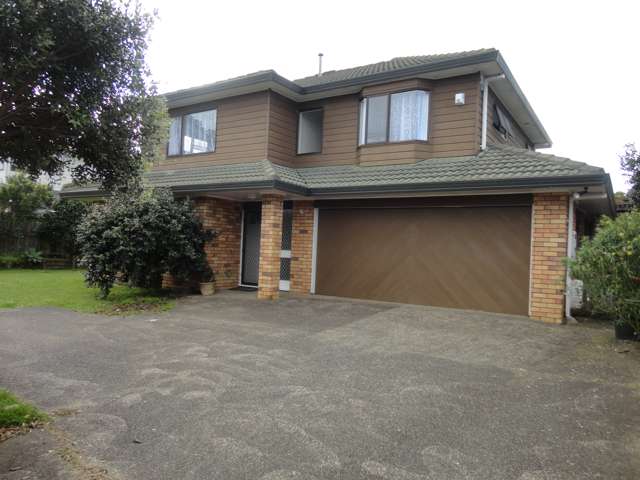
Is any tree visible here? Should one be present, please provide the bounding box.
[0,173,54,251]
[77,189,214,297]
[38,199,89,258]
[569,210,640,333]
[620,143,640,206]
[0,0,165,190]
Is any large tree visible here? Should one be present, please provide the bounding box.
[0,0,165,190]
[620,143,640,206]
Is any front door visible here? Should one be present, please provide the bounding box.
[241,204,261,286]
[241,202,294,290]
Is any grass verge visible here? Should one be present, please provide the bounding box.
[0,269,175,315]
[0,389,48,429]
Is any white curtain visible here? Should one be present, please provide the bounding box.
[389,90,428,142]
[168,117,181,155]
[182,109,216,154]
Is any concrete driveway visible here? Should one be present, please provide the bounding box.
[1,291,639,479]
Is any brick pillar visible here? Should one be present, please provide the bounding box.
[529,193,569,323]
[194,197,242,289]
[258,195,284,300]
[290,201,314,294]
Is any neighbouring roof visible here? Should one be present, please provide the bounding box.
[162,48,551,148]
[61,145,611,202]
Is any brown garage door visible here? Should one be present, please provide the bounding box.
[315,205,531,315]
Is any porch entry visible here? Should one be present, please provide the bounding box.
[240,201,293,290]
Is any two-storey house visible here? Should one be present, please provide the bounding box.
[63,48,614,323]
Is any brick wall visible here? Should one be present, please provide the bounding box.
[257,195,283,300]
[193,197,242,289]
[529,193,569,323]
[290,201,314,294]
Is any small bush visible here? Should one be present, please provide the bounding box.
[0,254,22,269]
[570,210,640,332]
[77,188,214,297]
[38,199,89,258]
[21,249,44,268]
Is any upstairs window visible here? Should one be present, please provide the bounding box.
[297,109,323,154]
[493,104,513,139]
[168,108,217,156]
[358,90,429,145]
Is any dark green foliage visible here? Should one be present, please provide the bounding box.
[0,174,53,252]
[77,189,214,297]
[0,0,164,190]
[620,143,640,206]
[38,199,89,257]
[0,253,22,268]
[570,210,640,332]
[20,248,43,267]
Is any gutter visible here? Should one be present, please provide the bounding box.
[60,173,612,203]
[301,50,500,93]
[163,50,501,105]
[495,52,552,148]
[306,173,612,197]
[480,74,505,150]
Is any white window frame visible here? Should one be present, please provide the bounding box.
[168,108,217,156]
[296,108,323,155]
[358,90,430,146]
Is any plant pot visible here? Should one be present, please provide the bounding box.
[615,322,636,340]
[200,282,215,296]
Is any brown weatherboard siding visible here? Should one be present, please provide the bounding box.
[486,88,531,149]
[265,74,483,168]
[286,93,360,167]
[361,78,432,97]
[266,91,298,166]
[158,74,534,171]
[157,92,269,170]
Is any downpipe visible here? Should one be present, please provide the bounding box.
[565,193,578,323]
[480,74,505,150]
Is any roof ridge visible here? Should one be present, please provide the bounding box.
[260,159,277,180]
[293,48,496,83]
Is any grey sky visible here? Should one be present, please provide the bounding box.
[141,0,637,191]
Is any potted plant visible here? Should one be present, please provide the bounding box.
[199,264,215,296]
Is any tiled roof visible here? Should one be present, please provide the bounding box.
[300,144,603,190]
[60,145,606,197]
[145,161,280,188]
[294,49,497,88]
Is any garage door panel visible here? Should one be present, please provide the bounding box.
[315,206,531,315]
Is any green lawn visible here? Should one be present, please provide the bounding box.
[0,269,175,314]
[0,389,48,428]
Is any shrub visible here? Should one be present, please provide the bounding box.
[0,174,53,252]
[38,199,89,258]
[20,249,44,268]
[570,210,640,332]
[77,188,214,297]
[0,253,22,269]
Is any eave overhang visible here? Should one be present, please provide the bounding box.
[162,49,551,149]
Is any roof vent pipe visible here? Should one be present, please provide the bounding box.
[480,74,505,150]
[318,53,324,76]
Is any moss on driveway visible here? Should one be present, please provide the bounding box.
[0,269,175,315]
